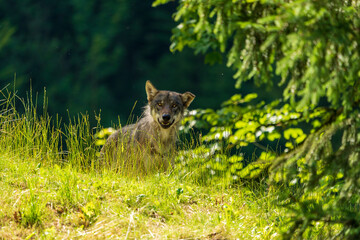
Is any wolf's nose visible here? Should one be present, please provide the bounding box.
[162,114,171,122]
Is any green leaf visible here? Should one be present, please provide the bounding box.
[284,128,304,140]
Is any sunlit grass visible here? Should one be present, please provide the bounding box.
[0,90,285,239]
[0,159,283,239]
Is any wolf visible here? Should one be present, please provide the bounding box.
[101,81,195,173]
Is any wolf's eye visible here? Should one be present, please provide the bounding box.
[172,104,177,108]
[157,102,162,107]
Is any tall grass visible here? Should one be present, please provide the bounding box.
[0,88,103,170]
[0,89,61,165]
[65,113,100,170]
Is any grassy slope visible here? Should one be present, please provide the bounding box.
[0,154,283,239]
[0,94,283,239]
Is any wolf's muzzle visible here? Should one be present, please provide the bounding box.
[158,114,174,129]
[162,114,171,121]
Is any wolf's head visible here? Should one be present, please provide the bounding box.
[145,81,195,130]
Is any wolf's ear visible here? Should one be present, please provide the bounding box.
[146,81,158,102]
[181,92,195,108]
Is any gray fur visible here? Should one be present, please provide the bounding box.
[100,81,195,173]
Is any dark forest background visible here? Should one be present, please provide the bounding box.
[0,0,280,126]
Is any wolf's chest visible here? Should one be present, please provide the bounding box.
[149,128,176,154]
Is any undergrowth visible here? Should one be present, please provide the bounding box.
[0,89,337,239]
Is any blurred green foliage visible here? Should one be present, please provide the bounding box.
[154,0,360,113]
[155,0,360,238]
[0,0,248,125]
[180,93,327,183]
